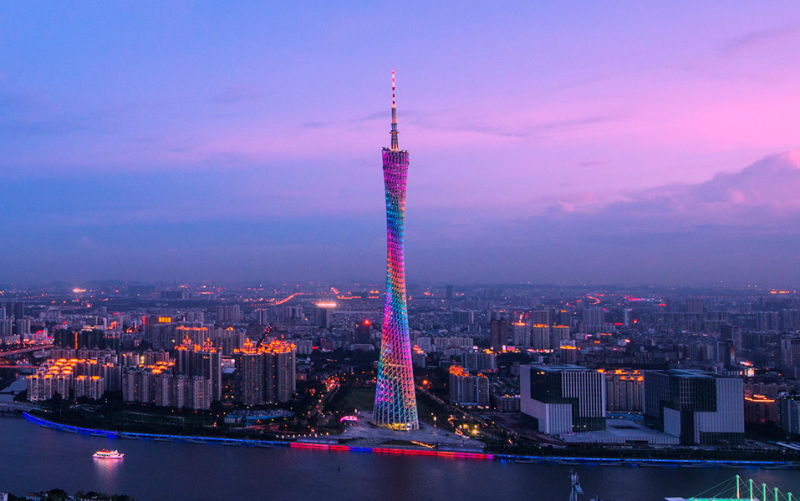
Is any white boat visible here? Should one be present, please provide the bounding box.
[93,450,124,459]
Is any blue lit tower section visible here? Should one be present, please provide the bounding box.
[374,70,419,431]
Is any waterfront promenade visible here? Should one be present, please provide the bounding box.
[23,412,800,469]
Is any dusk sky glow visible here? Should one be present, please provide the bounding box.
[3,2,800,285]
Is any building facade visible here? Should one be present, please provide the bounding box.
[643,369,744,445]
[238,338,297,406]
[605,369,644,412]
[778,394,800,435]
[520,364,606,434]
[448,365,490,407]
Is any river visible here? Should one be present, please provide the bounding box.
[1,417,800,501]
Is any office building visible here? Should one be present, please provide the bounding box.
[354,320,373,344]
[777,394,800,435]
[520,364,606,434]
[643,369,744,445]
[315,306,333,329]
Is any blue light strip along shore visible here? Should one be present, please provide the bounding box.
[24,412,799,468]
[24,412,291,447]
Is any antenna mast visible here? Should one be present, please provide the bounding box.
[390,69,399,151]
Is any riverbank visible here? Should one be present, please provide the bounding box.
[2,489,133,501]
[10,415,785,501]
[24,412,800,469]
[24,412,291,448]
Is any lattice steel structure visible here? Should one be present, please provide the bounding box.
[374,70,419,431]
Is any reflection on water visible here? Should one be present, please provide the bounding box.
[91,450,125,491]
[92,456,123,485]
[2,418,800,501]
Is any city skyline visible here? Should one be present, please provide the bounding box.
[2,3,800,285]
[6,4,800,500]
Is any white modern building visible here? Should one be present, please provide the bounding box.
[520,364,606,434]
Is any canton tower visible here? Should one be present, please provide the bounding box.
[373,70,419,431]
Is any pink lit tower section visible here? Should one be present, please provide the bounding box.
[373,70,419,431]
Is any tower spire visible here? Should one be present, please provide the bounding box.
[390,69,399,151]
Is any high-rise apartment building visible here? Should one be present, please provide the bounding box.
[264,340,296,403]
[175,325,209,346]
[582,307,605,330]
[490,319,508,352]
[237,338,296,405]
[461,350,497,372]
[531,325,550,350]
[255,309,270,326]
[550,325,571,349]
[175,338,223,401]
[720,324,743,355]
[239,339,265,406]
[622,308,633,327]
[3,302,24,320]
[685,298,705,314]
[604,369,643,412]
[511,321,529,347]
[144,315,176,350]
[532,309,551,326]
[454,310,475,325]
[448,365,490,407]
[216,305,241,324]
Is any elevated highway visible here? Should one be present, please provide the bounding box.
[0,344,53,356]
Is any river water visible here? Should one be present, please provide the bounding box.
[1,417,800,501]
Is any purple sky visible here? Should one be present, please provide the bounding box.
[2,2,800,286]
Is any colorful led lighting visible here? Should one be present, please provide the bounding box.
[374,71,419,431]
